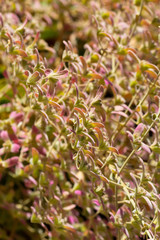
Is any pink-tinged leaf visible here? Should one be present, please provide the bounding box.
[28,32,40,49]
[126,47,137,53]
[82,132,95,145]
[32,125,40,135]
[63,224,76,233]
[148,181,157,194]
[100,175,109,183]
[14,49,28,57]
[63,204,76,211]
[15,18,28,33]
[92,199,100,206]
[63,40,70,50]
[40,110,49,122]
[112,111,128,118]
[140,60,159,73]
[7,126,18,143]
[74,107,86,121]
[98,31,113,40]
[123,228,130,238]
[3,156,19,168]
[11,143,20,153]
[36,134,42,142]
[0,131,9,141]
[108,147,119,154]
[45,69,52,76]
[68,216,77,224]
[47,216,54,224]
[95,85,104,99]
[79,56,87,72]
[32,147,39,164]
[84,149,94,159]
[141,142,151,154]
[126,131,134,141]
[27,71,41,85]
[24,70,30,77]
[28,176,37,186]
[10,112,24,122]
[49,100,61,110]
[88,72,103,80]
[91,122,105,128]
[58,69,68,76]
[127,50,140,63]
[53,114,65,125]
[134,123,145,136]
[130,173,138,188]
[122,104,133,113]
[96,158,103,167]
[142,196,153,210]
[145,69,158,79]
[94,127,103,143]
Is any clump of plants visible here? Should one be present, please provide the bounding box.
[0,0,160,239]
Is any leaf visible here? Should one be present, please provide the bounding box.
[49,100,61,110]
[141,142,151,154]
[100,175,109,183]
[82,132,95,145]
[91,122,105,128]
[127,50,140,63]
[63,204,76,211]
[96,158,103,167]
[13,49,28,57]
[31,213,40,223]
[108,147,119,154]
[15,18,28,33]
[112,111,128,118]
[27,71,41,85]
[63,225,76,233]
[79,56,87,72]
[134,123,145,136]
[140,60,159,73]
[142,196,153,210]
[2,156,19,168]
[74,107,86,122]
[87,72,103,80]
[145,69,158,79]
[97,32,112,40]
[95,181,104,195]
[32,147,39,165]
[84,149,94,159]
[94,127,103,144]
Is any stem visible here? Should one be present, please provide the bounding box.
[112,75,159,143]
[119,112,160,175]
[127,0,144,44]
[119,148,137,175]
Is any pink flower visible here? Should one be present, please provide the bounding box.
[11,143,20,153]
[10,111,24,122]
[3,156,19,168]
[0,131,9,141]
[92,199,100,206]
[74,190,82,195]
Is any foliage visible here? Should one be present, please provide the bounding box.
[0,0,160,239]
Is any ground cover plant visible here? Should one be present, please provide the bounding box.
[0,0,160,239]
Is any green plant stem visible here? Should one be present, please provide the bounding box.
[112,75,159,144]
[119,112,160,175]
[127,0,144,44]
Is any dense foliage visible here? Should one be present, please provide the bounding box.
[0,0,160,239]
